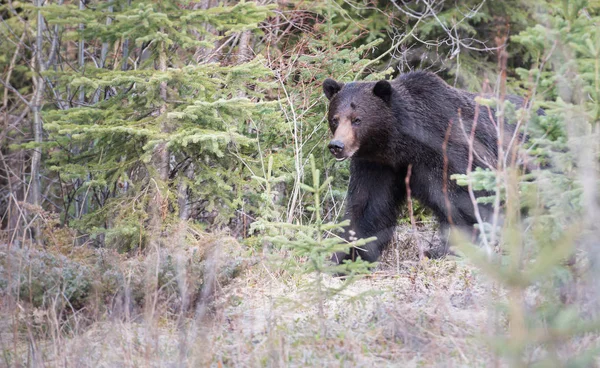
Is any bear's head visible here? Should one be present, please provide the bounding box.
[323,79,395,161]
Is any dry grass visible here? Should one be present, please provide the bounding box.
[3,220,600,367]
[1,223,504,367]
[32,261,490,367]
[205,245,492,367]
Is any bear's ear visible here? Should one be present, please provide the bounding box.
[323,79,343,100]
[373,80,393,103]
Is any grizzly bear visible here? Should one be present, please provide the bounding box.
[323,71,530,264]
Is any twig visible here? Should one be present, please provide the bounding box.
[442,119,454,225]
[405,164,423,259]
[0,77,31,106]
[490,34,509,247]
[276,74,304,223]
[353,16,423,80]
[462,106,491,255]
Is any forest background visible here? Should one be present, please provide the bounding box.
[1,0,599,366]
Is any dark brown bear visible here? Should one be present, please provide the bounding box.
[323,71,530,264]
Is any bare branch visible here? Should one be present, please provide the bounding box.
[392,0,500,57]
[405,163,425,259]
[461,106,491,255]
[442,118,454,225]
[0,78,30,106]
[353,16,423,80]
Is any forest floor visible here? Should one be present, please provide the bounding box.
[204,252,494,367]
[48,258,493,367]
[4,223,504,367]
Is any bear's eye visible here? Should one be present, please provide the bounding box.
[331,118,339,128]
[352,118,361,126]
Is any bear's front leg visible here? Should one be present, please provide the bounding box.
[332,161,407,264]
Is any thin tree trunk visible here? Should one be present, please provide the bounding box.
[177,164,193,220]
[194,0,220,63]
[121,0,132,71]
[237,30,253,64]
[93,1,113,103]
[31,0,47,244]
[77,0,90,221]
[45,0,63,70]
[148,34,169,227]
[78,0,85,105]
[157,38,169,182]
[2,32,26,241]
[100,2,113,69]
[144,36,170,347]
[236,30,254,134]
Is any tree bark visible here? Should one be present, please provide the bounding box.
[177,164,193,220]
[78,0,85,105]
[93,1,113,103]
[237,30,253,64]
[30,0,47,244]
[121,0,132,71]
[194,0,220,63]
[157,38,170,182]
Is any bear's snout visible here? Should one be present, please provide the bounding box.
[328,140,345,157]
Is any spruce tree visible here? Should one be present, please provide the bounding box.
[37,0,277,249]
[454,1,600,366]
